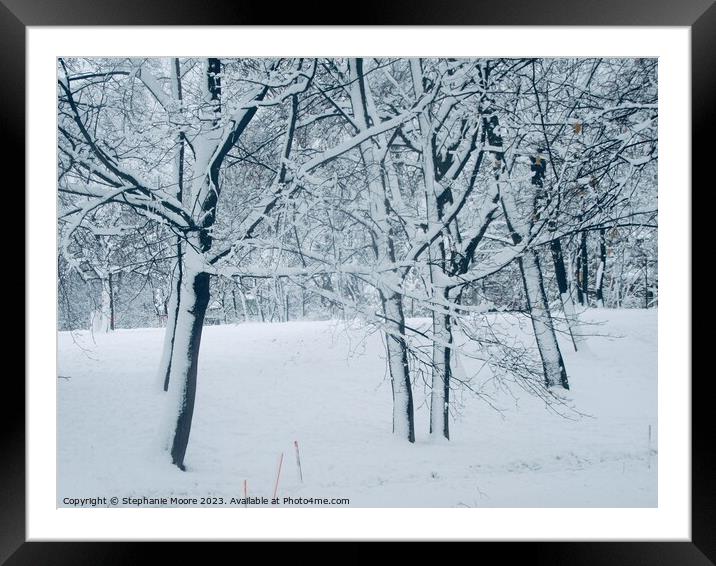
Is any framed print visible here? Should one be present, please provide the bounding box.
[6,0,710,562]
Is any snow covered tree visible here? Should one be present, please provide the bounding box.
[58,56,658,462]
[59,57,314,469]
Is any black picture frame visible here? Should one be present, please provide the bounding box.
[6,0,708,562]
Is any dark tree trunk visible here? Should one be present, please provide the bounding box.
[442,330,451,438]
[170,271,210,471]
[596,228,607,307]
[430,286,452,440]
[380,290,415,443]
[108,272,115,331]
[351,57,415,442]
[551,237,579,351]
[168,57,222,469]
[644,258,649,309]
[551,238,569,298]
[257,292,265,322]
[579,230,589,306]
[575,256,584,305]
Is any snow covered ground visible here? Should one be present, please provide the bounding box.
[57,309,657,508]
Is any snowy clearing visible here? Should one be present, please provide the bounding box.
[58,309,657,508]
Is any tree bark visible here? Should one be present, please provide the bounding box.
[596,228,607,307]
[643,257,649,309]
[158,57,185,391]
[430,286,452,439]
[93,272,114,333]
[257,292,265,322]
[380,290,416,443]
[238,282,249,322]
[520,251,570,389]
[409,58,455,440]
[107,273,115,330]
[550,237,580,350]
[579,230,589,306]
[350,57,416,442]
[500,171,570,390]
[166,254,210,471]
[575,251,584,306]
[165,57,223,469]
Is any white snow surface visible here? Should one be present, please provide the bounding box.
[58,309,657,507]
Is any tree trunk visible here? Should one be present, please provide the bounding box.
[231,287,238,321]
[643,257,649,309]
[380,290,415,443]
[596,228,607,307]
[520,251,570,389]
[499,168,570,390]
[159,58,185,390]
[550,237,580,350]
[410,58,452,440]
[164,57,223,469]
[349,57,416,442]
[165,253,211,471]
[575,255,584,305]
[107,273,115,330]
[257,291,265,322]
[92,272,114,333]
[238,286,248,322]
[579,230,589,306]
[430,286,452,440]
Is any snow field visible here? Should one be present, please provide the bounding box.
[58,309,657,507]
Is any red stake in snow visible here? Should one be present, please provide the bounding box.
[243,479,248,508]
[273,453,284,501]
[294,440,303,483]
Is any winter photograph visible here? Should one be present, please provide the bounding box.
[57,57,658,508]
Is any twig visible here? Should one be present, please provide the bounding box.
[273,452,284,500]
